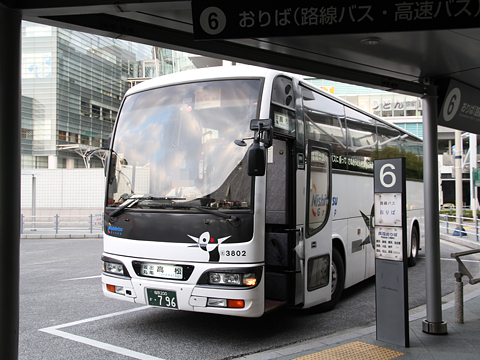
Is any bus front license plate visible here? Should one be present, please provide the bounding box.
[147,289,178,309]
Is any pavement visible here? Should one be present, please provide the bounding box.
[21,229,480,359]
[235,231,480,360]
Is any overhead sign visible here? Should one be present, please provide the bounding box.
[192,1,480,40]
[438,79,480,134]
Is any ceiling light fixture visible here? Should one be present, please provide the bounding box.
[360,37,382,46]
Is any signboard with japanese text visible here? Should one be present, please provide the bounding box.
[192,0,480,40]
[375,193,402,227]
[374,157,409,347]
[375,227,403,261]
[438,79,480,133]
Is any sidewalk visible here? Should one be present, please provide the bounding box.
[236,234,480,360]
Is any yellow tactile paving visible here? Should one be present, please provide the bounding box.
[293,341,405,360]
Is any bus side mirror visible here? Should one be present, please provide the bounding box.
[247,140,266,176]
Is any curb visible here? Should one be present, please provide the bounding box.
[440,233,480,249]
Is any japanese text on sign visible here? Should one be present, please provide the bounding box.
[193,1,480,39]
[375,227,403,261]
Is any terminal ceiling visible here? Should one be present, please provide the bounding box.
[5,1,480,99]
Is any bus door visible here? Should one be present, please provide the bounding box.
[303,141,332,308]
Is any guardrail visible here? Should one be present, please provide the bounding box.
[451,249,480,324]
[439,214,479,242]
[20,213,103,235]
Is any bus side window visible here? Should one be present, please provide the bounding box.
[302,87,347,170]
[400,135,423,180]
[376,121,402,159]
[345,107,376,174]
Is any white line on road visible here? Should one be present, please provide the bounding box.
[61,275,102,281]
[39,306,164,360]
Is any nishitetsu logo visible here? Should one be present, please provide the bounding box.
[187,231,231,262]
[108,222,123,236]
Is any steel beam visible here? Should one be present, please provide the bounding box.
[0,6,22,359]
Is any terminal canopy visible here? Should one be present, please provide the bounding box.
[4,0,480,103]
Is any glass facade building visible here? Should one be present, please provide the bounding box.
[21,22,195,169]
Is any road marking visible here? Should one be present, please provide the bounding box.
[40,306,164,360]
[61,275,102,281]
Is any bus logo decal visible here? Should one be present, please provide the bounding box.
[108,223,123,236]
[360,204,375,249]
[311,183,328,218]
[187,231,231,262]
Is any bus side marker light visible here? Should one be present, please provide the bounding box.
[106,284,124,295]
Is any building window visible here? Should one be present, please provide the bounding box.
[22,128,33,140]
[58,130,67,141]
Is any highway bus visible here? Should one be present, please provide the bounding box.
[101,66,424,317]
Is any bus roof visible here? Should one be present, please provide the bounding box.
[125,65,281,97]
[124,66,422,142]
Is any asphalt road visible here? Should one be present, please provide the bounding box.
[19,237,480,360]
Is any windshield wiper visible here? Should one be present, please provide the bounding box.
[164,203,239,221]
[108,196,184,218]
[108,196,238,221]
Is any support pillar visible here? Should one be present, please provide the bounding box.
[0,6,22,359]
[470,134,477,221]
[421,85,448,334]
[455,130,463,226]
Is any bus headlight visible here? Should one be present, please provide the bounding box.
[102,256,130,277]
[208,272,257,287]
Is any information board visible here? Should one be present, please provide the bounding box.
[374,158,409,347]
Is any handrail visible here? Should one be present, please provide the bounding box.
[451,249,480,323]
[439,213,479,242]
[20,213,103,234]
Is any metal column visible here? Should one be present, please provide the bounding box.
[422,85,448,334]
[0,7,22,359]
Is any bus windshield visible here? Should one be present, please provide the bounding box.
[107,78,261,211]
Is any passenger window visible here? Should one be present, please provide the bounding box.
[345,107,376,173]
[400,135,423,180]
[376,121,402,159]
[302,87,347,170]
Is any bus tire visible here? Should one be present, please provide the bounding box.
[316,247,345,312]
[408,226,419,267]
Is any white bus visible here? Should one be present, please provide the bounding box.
[101,67,424,317]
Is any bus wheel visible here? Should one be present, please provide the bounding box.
[408,227,419,267]
[316,247,345,312]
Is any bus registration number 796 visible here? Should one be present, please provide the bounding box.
[147,289,178,309]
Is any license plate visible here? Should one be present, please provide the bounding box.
[147,289,178,309]
[140,263,183,279]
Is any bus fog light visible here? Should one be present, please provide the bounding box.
[207,298,227,307]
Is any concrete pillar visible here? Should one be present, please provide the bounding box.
[421,85,447,334]
[48,154,58,169]
[0,7,21,358]
[66,158,75,169]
